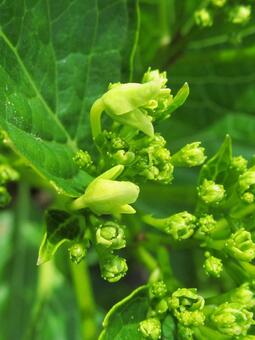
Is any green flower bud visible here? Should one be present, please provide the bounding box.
[211,0,226,7]
[168,288,205,326]
[203,252,223,278]
[211,302,253,336]
[142,68,174,121]
[198,179,225,204]
[239,166,255,193]
[231,156,248,173]
[0,164,19,184]
[73,150,92,169]
[139,318,161,340]
[197,215,217,237]
[101,255,128,283]
[96,221,126,250]
[171,142,206,167]
[150,280,168,298]
[242,192,254,204]
[144,212,196,240]
[0,186,11,207]
[177,324,194,340]
[113,150,135,165]
[155,298,168,315]
[229,6,251,25]
[90,80,163,138]
[71,165,139,215]
[231,283,255,308]
[194,9,213,27]
[225,228,255,262]
[68,243,87,264]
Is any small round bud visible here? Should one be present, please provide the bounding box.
[96,221,126,250]
[143,68,168,88]
[198,179,225,204]
[194,9,213,27]
[150,280,168,298]
[101,255,128,283]
[197,215,217,237]
[231,283,254,307]
[239,166,255,193]
[231,156,247,173]
[0,165,19,184]
[73,150,93,169]
[139,318,161,340]
[241,192,254,204]
[168,288,205,326]
[0,186,11,207]
[211,0,226,7]
[155,298,168,315]
[171,142,206,167]
[229,6,251,25]
[225,228,255,262]
[68,243,87,264]
[211,302,253,336]
[177,324,194,340]
[203,252,223,278]
[113,150,135,165]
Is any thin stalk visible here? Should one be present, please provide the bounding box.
[70,261,97,340]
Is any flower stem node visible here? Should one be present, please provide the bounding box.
[0,186,11,207]
[194,9,213,27]
[225,228,255,262]
[168,288,205,326]
[68,243,87,264]
[203,252,223,278]
[96,221,126,250]
[171,142,206,168]
[73,150,93,169]
[210,302,254,336]
[150,280,168,299]
[71,165,139,215]
[101,255,127,283]
[198,179,225,204]
[139,318,161,340]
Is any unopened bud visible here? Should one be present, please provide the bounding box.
[139,318,161,340]
[198,179,225,204]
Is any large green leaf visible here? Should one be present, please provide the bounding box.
[100,286,149,340]
[0,0,128,196]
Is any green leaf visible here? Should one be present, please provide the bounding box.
[162,315,176,340]
[37,209,83,265]
[0,1,128,196]
[99,286,149,340]
[168,82,190,115]
[199,135,232,184]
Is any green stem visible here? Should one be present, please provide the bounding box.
[70,261,97,340]
[142,214,167,231]
[135,245,158,273]
[8,182,30,340]
[90,98,105,139]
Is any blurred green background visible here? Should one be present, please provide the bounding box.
[1,0,255,339]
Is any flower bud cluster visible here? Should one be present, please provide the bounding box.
[194,1,253,30]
